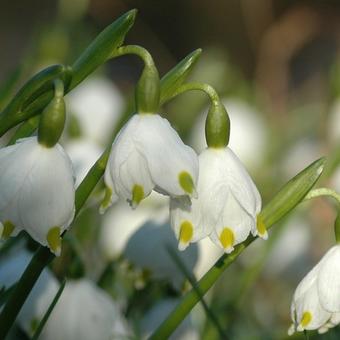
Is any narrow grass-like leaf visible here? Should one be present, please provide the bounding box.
[31,279,66,340]
[70,9,137,89]
[160,49,201,105]
[166,244,228,339]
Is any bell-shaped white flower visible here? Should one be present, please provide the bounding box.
[170,147,264,252]
[0,137,75,255]
[289,245,340,335]
[40,279,131,340]
[101,113,198,211]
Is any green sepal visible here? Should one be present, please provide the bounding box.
[38,81,66,147]
[136,64,160,113]
[205,100,230,148]
[260,157,326,228]
[160,49,201,105]
[70,9,137,89]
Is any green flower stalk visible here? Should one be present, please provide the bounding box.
[38,79,65,147]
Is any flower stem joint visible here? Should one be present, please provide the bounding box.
[38,79,66,148]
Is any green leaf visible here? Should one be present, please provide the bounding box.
[70,9,137,89]
[260,157,326,229]
[150,157,326,340]
[160,49,201,105]
[31,279,66,340]
[0,65,71,137]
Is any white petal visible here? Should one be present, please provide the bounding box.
[18,144,75,244]
[0,139,37,214]
[317,245,340,312]
[134,114,198,197]
[104,116,154,206]
[223,147,261,217]
[294,280,330,331]
[170,196,205,250]
[210,192,253,252]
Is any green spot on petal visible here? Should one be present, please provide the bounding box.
[132,184,144,207]
[300,311,312,328]
[47,226,62,256]
[179,221,193,244]
[178,171,194,195]
[219,227,235,250]
[256,214,268,238]
[100,187,113,212]
[2,221,15,239]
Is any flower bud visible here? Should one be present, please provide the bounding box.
[38,80,66,148]
[135,64,160,114]
[205,100,230,148]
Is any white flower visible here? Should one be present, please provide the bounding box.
[101,114,198,210]
[0,137,75,255]
[66,76,123,145]
[40,279,131,340]
[288,245,340,335]
[170,147,264,253]
[64,138,102,187]
[99,191,169,260]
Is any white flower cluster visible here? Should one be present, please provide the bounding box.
[102,111,264,253]
[0,104,263,257]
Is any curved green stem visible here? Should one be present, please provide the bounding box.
[111,45,155,68]
[172,82,220,105]
[303,188,340,204]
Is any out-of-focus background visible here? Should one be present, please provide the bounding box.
[1,1,340,339]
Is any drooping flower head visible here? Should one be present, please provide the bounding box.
[288,245,340,335]
[170,99,265,252]
[101,113,198,211]
[0,80,75,255]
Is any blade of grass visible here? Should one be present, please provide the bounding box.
[31,279,66,340]
[166,244,228,339]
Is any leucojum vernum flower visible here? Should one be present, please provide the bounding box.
[101,59,198,211]
[288,231,340,334]
[2,9,340,340]
[0,80,75,256]
[170,99,267,252]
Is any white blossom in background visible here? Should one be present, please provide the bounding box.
[40,279,131,340]
[281,138,323,181]
[0,137,75,255]
[101,114,198,211]
[170,147,264,253]
[140,298,200,340]
[64,138,102,187]
[264,215,311,277]
[99,191,169,260]
[124,220,198,290]
[190,98,268,170]
[289,245,340,335]
[0,249,59,335]
[65,76,124,145]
